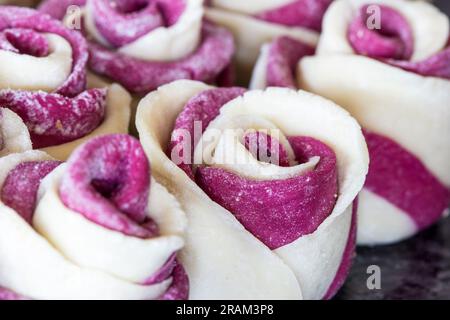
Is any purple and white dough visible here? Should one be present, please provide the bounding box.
[250,35,315,89]
[136,80,368,299]
[0,108,32,157]
[0,6,132,160]
[299,0,450,245]
[206,0,331,84]
[39,0,236,94]
[0,135,189,300]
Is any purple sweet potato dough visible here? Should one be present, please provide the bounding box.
[0,7,107,148]
[169,87,247,179]
[90,0,186,48]
[0,89,106,149]
[266,36,315,88]
[348,4,414,60]
[88,22,235,93]
[348,4,450,79]
[255,0,333,32]
[59,134,158,239]
[364,130,450,230]
[1,161,62,224]
[159,262,190,300]
[196,136,338,249]
[38,0,88,20]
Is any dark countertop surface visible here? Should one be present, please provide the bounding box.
[335,218,450,300]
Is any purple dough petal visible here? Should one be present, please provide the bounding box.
[348,4,450,79]
[1,161,62,224]
[364,130,450,230]
[323,199,357,299]
[0,28,49,57]
[196,136,338,250]
[387,41,450,80]
[0,6,89,97]
[90,0,164,48]
[60,134,158,238]
[158,261,189,300]
[0,88,106,149]
[266,36,315,88]
[169,87,246,179]
[0,287,28,300]
[255,0,332,32]
[348,4,414,61]
[88,22,235,94]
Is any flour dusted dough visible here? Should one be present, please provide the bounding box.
[84,0,203,62]
[136,80,369,299]
[0,151,186,299]
[42,82,132,161]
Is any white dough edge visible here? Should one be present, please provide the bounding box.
[0,150,186,299]
[84,0,203,62]
[0,34,72,92]
[136,79,369,299]
[0,108,32,157]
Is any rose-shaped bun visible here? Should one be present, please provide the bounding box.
[136,80,368,299]
[299,0,450,245]
[206,0,331,84]
[0,134,188,300]
[0,108,32,157]
[0,6,131,160]
[39,0,235,94]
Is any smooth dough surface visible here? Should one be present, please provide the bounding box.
[300,55,450,187]
[0,34,72,92]
[0,108,32,157]
[357,189,417,245]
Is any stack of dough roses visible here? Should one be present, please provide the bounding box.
[299,0,450,245]
[206,0,332,83]
[0,6,131,160]
[39,0,235,94]
[136,80,369,299]
[0,134,188,300]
